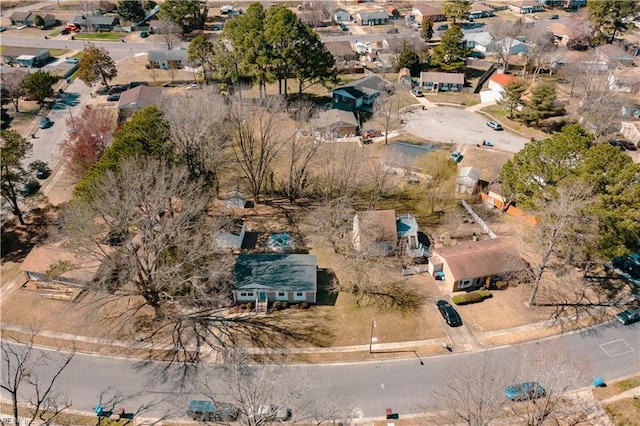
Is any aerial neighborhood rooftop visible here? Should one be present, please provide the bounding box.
[1,0,640,424]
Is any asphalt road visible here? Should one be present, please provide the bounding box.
[2,321,637,421]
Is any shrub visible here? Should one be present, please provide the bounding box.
[477,288,492,299]
[300,302,309,309]
[452,291,484,305]
[246,302,254,310]
[495,281,508,290]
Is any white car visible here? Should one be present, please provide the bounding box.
[486,121,503,131]
[249,405,292,422]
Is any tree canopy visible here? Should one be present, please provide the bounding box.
[430,26,469,71]
[23,71,58,105]
[520,83,557,126]
[587,0,639,43]
[1,130,33,225]
[188,35,215,83]
[77,43,117,88]
[442,0,471,25]
[421,17,433,41]
[116,0,145,23]
[160,0,208,30]
[397,44,421,77]
[499,80,527,118]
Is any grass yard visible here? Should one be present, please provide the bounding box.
[594,375,640,401]
[604,398,640,426]
[74,33,123,40]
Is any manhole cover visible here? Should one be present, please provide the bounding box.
[599,339,634,357]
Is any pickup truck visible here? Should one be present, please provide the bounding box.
[450,150,463,163]
[187,400,238,422]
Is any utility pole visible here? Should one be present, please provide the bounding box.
[369,316,377,353]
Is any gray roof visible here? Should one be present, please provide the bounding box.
[456,167,481,187]
[358,10,389,20]
[2,47,49,58]
[10,11,32,20]
[382,141,440,174]
[73,15,118,26]
[334,74,388,99]
[233,254,317,292]
[117,85,162,109]
[148,49,189,62]
[312,109,358,129]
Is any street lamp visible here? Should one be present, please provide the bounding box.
[369,316,377,353]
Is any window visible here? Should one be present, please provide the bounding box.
[296,292,303,297]
[278,292,285,296]
[240,291,254,297]
[458,279,474,289]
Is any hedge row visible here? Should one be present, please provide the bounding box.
[452,289,493,305]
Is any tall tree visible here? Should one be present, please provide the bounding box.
[396,43,421,77]
[157,15,181,50]
[415,150,458,214]
[290,21,337,98]
[77,43,117,88]
[521,83,557,127]
[160,0,208,30]
[487,19,524,71]
[230,97,286,200]
[1,336,75,426]
[1,130,33,225]
[58,106,115,178]
[116,0,145,23]
[188,35,215,83]
[587,0,639,43]
[0,69,27,112]
[442,0,471,25]
[22,70,58,105]
[421,16,433,41]
[264,5,299,96]
[373,85,401,145]
[499,80,527,118]
[431,26,469,71]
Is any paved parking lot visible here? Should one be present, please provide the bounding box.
[403,106,530,153]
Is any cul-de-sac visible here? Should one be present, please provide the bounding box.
[1,0,639,425]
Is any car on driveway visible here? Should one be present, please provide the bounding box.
[621,140,637,151]
[21,179,41,197]
[363,129,381,138]
[615,307,640,325]
[39,117,51,129]
[505,382,546,401]
[35,164,51,179]
[65,57,80,64]
[140,30,149,38]
[549,14,560,19]
[107,94,121,102]
[411,87,423,97]
[436,300,462,327]
[108,85,128,95]
[486,121,503,130]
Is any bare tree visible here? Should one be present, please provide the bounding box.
[565,13,595,51]
[364,155,397,210]
[522,180,594,307]
[487,19,524,71]
[1,334,75,426]
[415,150,458,214]
[230,97,287,201]
[157,16,182,50]
[521,26,556,80]
[77,0,98,16]
[432,351,508,425]
[312,143,364,200]
[578,89,623,141]
[308,197,355,253]
[58,105,115,177]
[279,101,320,204]
[1,69,27,113]
[66,158,235,361]
[161,86,231,193]
[373,85,402,145]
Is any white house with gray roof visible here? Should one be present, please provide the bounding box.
[147,49,189,69]
[419,72,465,92]
[355,10,389,26]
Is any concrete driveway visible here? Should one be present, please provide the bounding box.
[403,106,530,153]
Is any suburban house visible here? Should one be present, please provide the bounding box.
[19,241,101,300]
[469,3,495,19]
[224,190,248,209]
[1,47,50,67]
[396,213,428,258]
[38,14,58,29]
[72,15,120,32]
[311,109,359,139]
[297,9,332,28]
[323,41,358,62]
[481,72,519,102]
[419,72,465,93]
[547,22,578,46]
[352,210,398,256]
[147,49,189,69]
[429,238,528,292]
[489,37,527,56]
[355,10,389,26]
[595,44,636,68]
[214,218,246,252]
[232,254,318,311]
[117,85,162,118]
[608,67,640,94]
[387,6,400,19]
[508,0,544,14]
[455,167,481,195]
[333,8,351,23]
[463,31,494,53]
[9,11,33,26]
[410,4,446,22]
[332,74,388,111]
[382,141,440,179]
[398,67,412,86]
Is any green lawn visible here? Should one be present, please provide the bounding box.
[74,33,123,40]
[48,29,61,37]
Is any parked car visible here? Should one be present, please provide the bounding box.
[187,400,238,422]
[362,129,381,138]
[140,30,149,38]
[0,26,6,32]
[108,85,128,95]
[35,164,51,179]
[549,14,560,19]
[386,27,399,34]
[107,94,121,102]
[39,117,51,129]
[249,405,292,422]
[621,140,637,151]
[450,150,463,163]
[411,87,423,97]
[486,121,503,131]
[60,28,70,35]
[65,57,80,64]
[615,307,640,325]
[436,24,448,30]
[609,139,624,150]
[436,299,462,327]
[21,179,41,197]
[340,23,348,31]
[505,382,546,401]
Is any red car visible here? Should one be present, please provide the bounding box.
[363,129,381,138]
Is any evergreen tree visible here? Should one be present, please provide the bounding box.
[1,130,33,225]
[587,0,639,43]
[421,17,433,41]
[23,71,58,105]
[430,26,469,71]
[117,0,146,23]
[33,15,44,27]
[499,80,527,118]
[188,35,215,83]
[521,83,556,127]
[77,43,117,88]
[442,0,471,25]
[397,43,421,77]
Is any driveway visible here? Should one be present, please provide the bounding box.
[403,106,530,153]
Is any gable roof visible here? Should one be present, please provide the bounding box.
[434,238,527,281]
[612,67,640,85]
[2,47,49,58]
[85,16,119,26]
[312,108,358,129]
[20,242,102,284]
[355,210,398,242]
[148,49,189,62]
[490,73,518,86]
[456,167,481,188]
[233,254,317,292]
[357,10,389,20]
[334,74,388,98]
[463,31,493,46]
[118,85,162,109]
[471,3,494,13]
[596,44,635,61]
[398,67,411,77]
[420,72,465,85]
[413,4,444,17]
[10,11,32,20]
[323,40,356,58]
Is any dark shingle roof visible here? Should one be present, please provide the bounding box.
[233,254,317,292]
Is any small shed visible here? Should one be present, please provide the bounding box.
[455,167,481,195]
[398,67,411,86]
[225,190,247,209]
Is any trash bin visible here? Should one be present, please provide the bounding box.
[594,377,606,387]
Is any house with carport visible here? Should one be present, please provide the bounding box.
[429,238,528,292]
[419,72,465,93]
[232,254,317,313]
